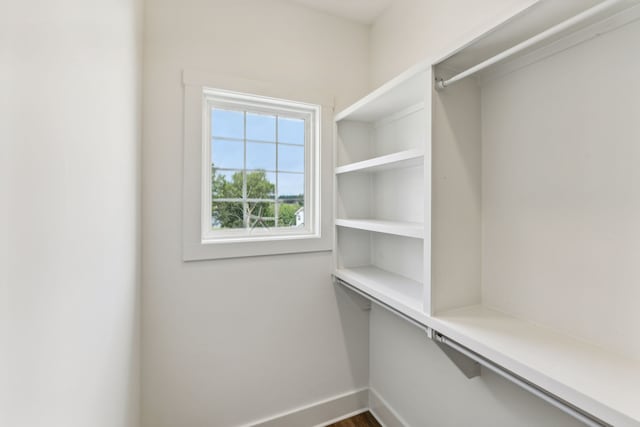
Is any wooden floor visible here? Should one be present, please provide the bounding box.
[325,411,381,427]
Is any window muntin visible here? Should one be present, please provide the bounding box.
[202,89,319,243]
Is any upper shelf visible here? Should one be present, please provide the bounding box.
[334,66,428,123]
[434,0,640,81]
[431,305,640,427]
[335,149,424,175]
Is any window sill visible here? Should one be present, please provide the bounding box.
[184,234,332,261]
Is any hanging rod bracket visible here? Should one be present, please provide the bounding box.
[435,78,447,91]
[429,330,481,379]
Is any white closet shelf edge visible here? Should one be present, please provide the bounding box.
[334,266,423,314]
[430,305,640,427]
[335,149,424,174]
[335,219,424,239]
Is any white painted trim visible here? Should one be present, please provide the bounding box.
[200,89,319,243]
[183,69,334,109]
[369,388,408,427]
[311,409,370,427]
[235,388,412,427]
[243,388,369,427]
[182,70,334,260]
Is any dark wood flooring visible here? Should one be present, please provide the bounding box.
[325,411,382,427]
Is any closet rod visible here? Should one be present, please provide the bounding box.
[335,278,609,425]
[436,0,624,90]
[432,333,608,427]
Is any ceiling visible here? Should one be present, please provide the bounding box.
[288,0,394,24]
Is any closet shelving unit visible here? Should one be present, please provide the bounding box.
[333,0,640,426]
[333,65,430,317]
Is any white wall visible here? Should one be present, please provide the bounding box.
[141,1,370,426]
[368,1,583,425]
[1,0,142,426]
[481,17,640,360]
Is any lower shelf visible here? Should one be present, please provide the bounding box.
[334,274,640,427]
[334,266,423,313]
[431,305,640,427]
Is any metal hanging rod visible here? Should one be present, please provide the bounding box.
[334,277,610,426]
[432,332,608,427]
[436,0,624,90]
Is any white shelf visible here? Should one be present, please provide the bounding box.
[335,149,424,175]
[335,266,423,314]
[433,0,640,79]
[334,63,428,122]
[335,219,424,239]
[334,2,640,427]
[430,305,640,427]
[334,275,640,426]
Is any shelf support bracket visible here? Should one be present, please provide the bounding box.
[429,329,481,379]
[333,276,371,311]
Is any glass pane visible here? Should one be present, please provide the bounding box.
[247,142,276,171]
[278,172,304,199]
[247,113,276,142]
[246,170,276,199]
[247,202,275,229]
[211,109,244,139]
[278,117,304,145]
[277,200,304,228]
[212,138,243,170]
[278,144,304,172]
[211,169,242,199]
[211,201,245,229]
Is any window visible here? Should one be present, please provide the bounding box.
[202,89,319,243]
[182,72,332,260]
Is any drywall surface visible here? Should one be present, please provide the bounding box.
[141,1,370,426]
[370,306,583,427]
[1,0,142,426]
[367,0,588,425]
[481,18,640,359]
[369,0,536,87]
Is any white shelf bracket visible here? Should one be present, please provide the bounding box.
[429,329,481,379]
[333,276,372,311]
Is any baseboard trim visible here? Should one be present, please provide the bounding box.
[312,408,370,427]
[243,387,408,427]
[369,388,408,427]
[247,388,369,427]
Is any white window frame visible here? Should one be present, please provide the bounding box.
[182,70,333,260]
[202,89,319,243]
